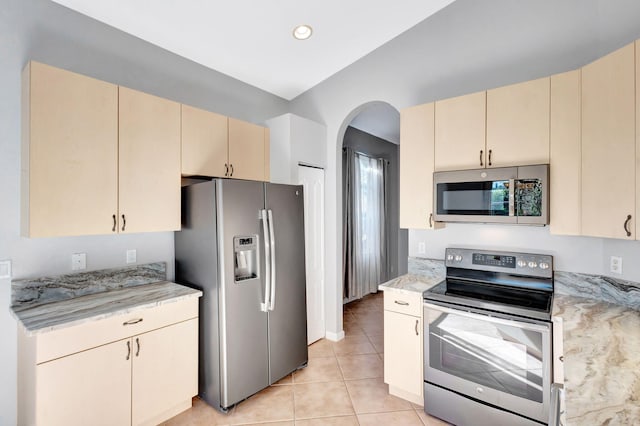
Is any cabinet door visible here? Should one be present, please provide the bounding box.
[486,77,550,167]
[119,87,181,233]
[181,104,229,177]
[228,117,268,181]
[636,41,640,239]
[549,70,581,236]
[435,91,487,171]
[132,319,198,425]
[23,61,118,237]
[36,339,131,426]
[384,310,422,397]
[400,103,441,230]
[582,42,635,239]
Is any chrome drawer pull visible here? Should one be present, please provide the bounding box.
[123,318,143,326]
[394,300,409,306]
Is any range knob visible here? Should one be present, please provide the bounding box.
[539,262,550,270]
[454,255,463,262]
[517,260,527,268]
[528,261,538,268]
[447,254,454,261]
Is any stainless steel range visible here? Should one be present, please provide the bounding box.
[423,248,554,426]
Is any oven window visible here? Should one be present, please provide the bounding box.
[428,310,544,403]
[436,181,509,216]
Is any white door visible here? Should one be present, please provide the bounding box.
[298,165,325,344]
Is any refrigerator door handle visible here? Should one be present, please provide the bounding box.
[267,209,276,311]
[260,209,271,312]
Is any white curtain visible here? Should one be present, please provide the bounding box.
[343,148,388,301]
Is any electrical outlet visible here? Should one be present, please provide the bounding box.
[610,256,623,274]
[72,253,86,271]
[126,249,137,264]
[418,242,426,254]
[0,260,11,279]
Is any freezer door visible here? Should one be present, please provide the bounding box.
[217,179,270,408]
[265,183,309,382]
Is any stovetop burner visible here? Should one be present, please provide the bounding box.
[423,248,554,321]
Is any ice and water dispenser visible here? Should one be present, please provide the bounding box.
[234,235,258,282]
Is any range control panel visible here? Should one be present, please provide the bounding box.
[445,248,553,279]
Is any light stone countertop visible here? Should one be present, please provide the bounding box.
[381,257,640,425]
[12,281,202,336]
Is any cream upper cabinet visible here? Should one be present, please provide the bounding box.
[119,87,181,234]
[434,91,487,171]
[486,77,550,168]
[36,339,131,426]
[400,103,441,230]
[228,117,270,181]
[581,42,635,239]
[22,61,118,237]
[132,319,198,426]
[549,70,581,236]
[181,104,228,177]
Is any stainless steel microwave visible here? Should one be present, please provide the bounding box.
[433,164,549,225]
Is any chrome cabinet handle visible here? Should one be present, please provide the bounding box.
[488,149,492,166]
[479,150,483,167]
[112,214,117,232]
[121,214,126,232]
[230,164,234,177]
[429,213,433,228]
[394,300,409,306]
[224,163,229,177]
[126,341,131,360]
[123,318,143,326]
[415,319,419,336]
[624,215,632,237]
[135,337,140,357]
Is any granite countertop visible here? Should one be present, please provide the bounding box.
[383,257,640,425]
[12,281,202,336]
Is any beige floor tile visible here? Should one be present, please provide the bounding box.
[345,377,412,414]
[295,415,359,425]
[308,339,335,358]
[293,382,355,419]
[227,385,294,424]
[343,321,366,337]
[357,410,424,426]
[367,333,384,354]
[337,354,383,380]
[238,422,294,426]
[415,408,452,426]
[293,356,343,383]
[163,398,234,426]
[333,334,376,356]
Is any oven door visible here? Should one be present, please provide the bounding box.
[424,302,551,424]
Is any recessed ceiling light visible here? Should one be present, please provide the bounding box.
[293,24,313,40]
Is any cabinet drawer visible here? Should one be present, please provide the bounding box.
[36,297,198,364]
[384,291,422,317]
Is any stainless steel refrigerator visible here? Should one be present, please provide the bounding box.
[175,179,308,411]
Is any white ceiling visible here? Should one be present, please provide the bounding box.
[50,0,455,100]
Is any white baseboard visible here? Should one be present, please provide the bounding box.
[325,330,345,342]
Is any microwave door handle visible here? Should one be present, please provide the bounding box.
[260,209,271,312]
[509,178,515,217]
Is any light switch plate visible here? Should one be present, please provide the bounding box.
[126,249,137,264]
[0,260,11,279]
[72,253,86,271]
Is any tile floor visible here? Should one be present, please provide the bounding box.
[164,291,449,426]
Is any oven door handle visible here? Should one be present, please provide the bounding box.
[424,302,551,333]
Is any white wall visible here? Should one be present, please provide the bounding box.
[289,0,640,339]
[1,1,288,423]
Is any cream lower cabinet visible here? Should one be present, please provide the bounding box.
[383,290,423,405]
[18,299,198,426]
